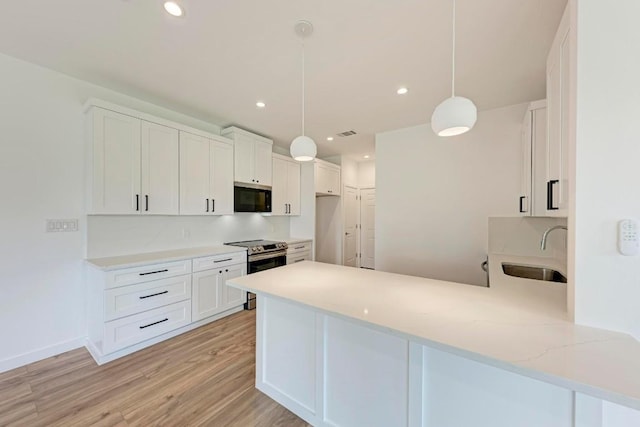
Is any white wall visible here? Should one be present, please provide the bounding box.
[0,51,255,371]
[488,217,568,259]
[376,103,528,286]
[357,160,376,189]
[573,0,640,339]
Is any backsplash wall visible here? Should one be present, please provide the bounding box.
[488,216,568,261]
[87,214,291,258]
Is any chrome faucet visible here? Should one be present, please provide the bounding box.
[540,225,568,250]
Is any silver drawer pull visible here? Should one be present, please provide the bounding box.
[214,258,233,263]
[139,318,168,329]
[294,246,305,250]
[139,269,169,276]
[139,290,169,300]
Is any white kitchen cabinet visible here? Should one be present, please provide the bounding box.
[192,269,223,321]
[179,132,234,215]
[519,101,547,217]
[191,253,247,322]
[86,106,179,215]
[315,159,341,196]
[222,126,273,187]
[286,240,313,264]
[141,121,180,215]
[272,154,301,215]
[86,248,248,365]
[546,3,574,217]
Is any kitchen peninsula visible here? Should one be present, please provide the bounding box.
[228,261,640,427]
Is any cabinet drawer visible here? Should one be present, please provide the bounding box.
[106,260,192,289]
[103,300,191,354]
[193,251,247,272]
[287,251,311,265]
[104,274,192,321]
[287,241,312,255]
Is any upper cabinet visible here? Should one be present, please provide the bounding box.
[86,107,179,215]
[519,101,547,217]
[221,127,273,187]
[272,154,301,215]
[315,160,341,196]
[545,3,575,217]
[179,132,234,215]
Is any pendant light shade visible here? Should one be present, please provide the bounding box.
[290,21,317,162]
[290,135,317,161]
[431,96,477,136]
[431,0,477,137]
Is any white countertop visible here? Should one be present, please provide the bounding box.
[85,245,247,270]
[227,261,640,410]
[284,237,313,245]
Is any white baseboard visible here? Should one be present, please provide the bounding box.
[0,336,86,374]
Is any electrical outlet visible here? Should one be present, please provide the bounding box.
[46,219,79,233]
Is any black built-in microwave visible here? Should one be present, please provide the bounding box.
[234,185,272,213]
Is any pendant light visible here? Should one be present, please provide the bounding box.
[431,0,477,137]
[290,21,317,162]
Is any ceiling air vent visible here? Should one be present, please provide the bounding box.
[337,130,357,137]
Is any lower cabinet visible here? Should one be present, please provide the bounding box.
[286,240,313,264]
[86,250,247,365]
[192,262,247,322]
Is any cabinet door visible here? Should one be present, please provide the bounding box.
[253,140,273,186]
[271,157,288,215]
[141,121,179,215]
[329,167,341,196]
[91,108,141,214]
[234,134,255,185]
[222,263,247,310]
[210,141,234,215]
[179,132,211,215]
[287,160,301,215]
[520,110,533,216]
[546,7,571,217]
[315,163,329,194]
[192,269,223,321]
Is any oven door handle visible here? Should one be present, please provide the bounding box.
[248,250,287,262]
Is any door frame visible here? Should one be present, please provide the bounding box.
[359,187,375,269]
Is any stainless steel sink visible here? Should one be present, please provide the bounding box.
[501,263,567,283]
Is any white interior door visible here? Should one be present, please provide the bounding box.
[360,188,376,269]
[343,186,358,267]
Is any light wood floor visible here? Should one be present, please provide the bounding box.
[0,310,309,427]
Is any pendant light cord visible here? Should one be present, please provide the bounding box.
[302,40,306,136]
[451,0,456,98]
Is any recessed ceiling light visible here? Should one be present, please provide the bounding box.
[397,87,408,95]
[327,137,334,141]
[256,101,266,108]
[164,2,184,17]
[364,155,370,159]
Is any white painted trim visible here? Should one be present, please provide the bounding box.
[272,152,298,163]
[528,99,547,111]
[0,336,86,373]
[87,305,244,365]
[221,126,273,145]
[314,158,341,171]
[83,98,232,144]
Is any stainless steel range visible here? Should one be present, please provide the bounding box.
[225,239,288,309]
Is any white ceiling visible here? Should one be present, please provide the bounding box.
[0,0,566,160]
